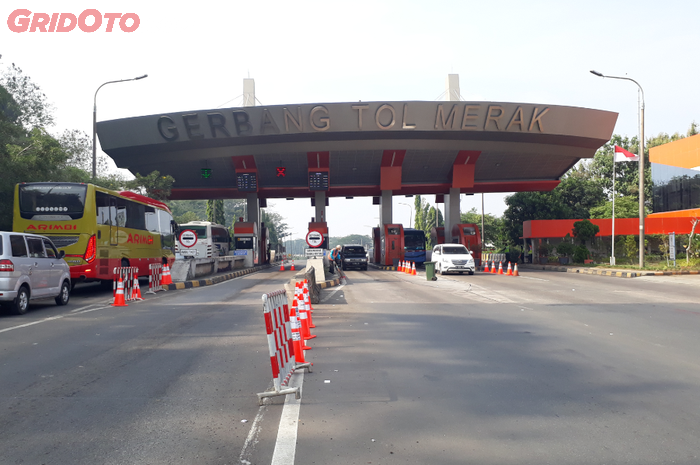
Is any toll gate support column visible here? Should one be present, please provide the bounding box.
[379,190,393,228]
[444,188,461,243]
[246,193,260,225]
[315,191,326,224]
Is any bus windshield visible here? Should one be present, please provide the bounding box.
[404,230,426,251]
[186,226,208,238]
[18,183,87,220]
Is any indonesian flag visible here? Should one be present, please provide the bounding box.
[614,145,640,162]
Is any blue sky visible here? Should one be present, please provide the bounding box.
[2,0,699,237]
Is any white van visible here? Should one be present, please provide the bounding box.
[175,221,231,258]
[432,243,475,275]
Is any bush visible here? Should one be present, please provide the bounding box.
[573,245,589,263]
[556,241,575,257]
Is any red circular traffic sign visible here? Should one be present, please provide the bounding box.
[306,230,324,248]
[179,229,197,248]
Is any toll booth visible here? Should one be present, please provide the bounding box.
[430,227,445,246]
[233,220,258,265]
[372,227,381,263]
[452,223,482,266]
[308,222,329,250]
[380,224,404,266]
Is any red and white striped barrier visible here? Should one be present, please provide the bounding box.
[257,289,312,405]
[112,266,139,302]
[148,263,163,294]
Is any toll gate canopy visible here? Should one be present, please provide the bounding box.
[97,101,618,201]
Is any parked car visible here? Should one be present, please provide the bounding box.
[0,232,71,315]
[341,244,368,270]
[432,244,475,275]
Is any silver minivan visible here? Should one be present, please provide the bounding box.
[0,232,72,315]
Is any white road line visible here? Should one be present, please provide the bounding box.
[0,315,65,334]
[270,371,304,465]
[519,276,549,281]
[70,304,99,313]
[238,398,268,465]
[320,284,345,303]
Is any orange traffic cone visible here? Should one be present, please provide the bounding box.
[289,300,308,364]
[290,260,295,271]
[280,261,285,271]
[162,264,172,285]
[491,261,497,274]
[302,280,315,328]
[111,275,128,307]
[297,284,315,343]
[484,261,490,273]
[498,261,504,275]
[513,263,520,277]
[405,261,411,274]
[411,262,417,276]
[132,275,144,301]
[506,262,513,276]
[398,261,403,272]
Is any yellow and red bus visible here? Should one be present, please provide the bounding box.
[13,182,177,285]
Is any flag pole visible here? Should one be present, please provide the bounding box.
[611,155,616,266]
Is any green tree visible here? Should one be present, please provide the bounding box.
[589,196,639,219]
[587,135,652,206]
[123,171,175,201]
[502,190,570,246]
[261,209,289,251]
[460,207,502,247]
[556,173,606,219]
[572,219,600,246]
[206,199,225,225]
[0,62,55,129]
[623,235,639,264]
[414,195,425,230]
[175,211,199,224]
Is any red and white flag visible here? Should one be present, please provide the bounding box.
[614,145,639,162]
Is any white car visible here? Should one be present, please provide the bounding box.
[432,244,475,275]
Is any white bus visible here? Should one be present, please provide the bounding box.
[175,221,231,258]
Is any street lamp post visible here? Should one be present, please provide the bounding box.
[590,70,645,268]
[398,202,413,227]
[93,74,148,179]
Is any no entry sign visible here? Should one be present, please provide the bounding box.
[306,230,323,248]
[179,229,197,248]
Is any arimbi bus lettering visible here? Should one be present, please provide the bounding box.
[27,224,78,231]
[126,233,153,245]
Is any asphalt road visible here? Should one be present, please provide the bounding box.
[0,267,292,465]
[1,265,699,464]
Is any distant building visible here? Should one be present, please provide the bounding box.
[649,133,700,217]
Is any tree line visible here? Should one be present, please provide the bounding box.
[0,58,287,250]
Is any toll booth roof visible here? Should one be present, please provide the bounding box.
[97,100,617,200]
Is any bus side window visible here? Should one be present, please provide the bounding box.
[158,210,174,249]
[116,198,127,227]
[145,206,158,233]
[96,191,111,225]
